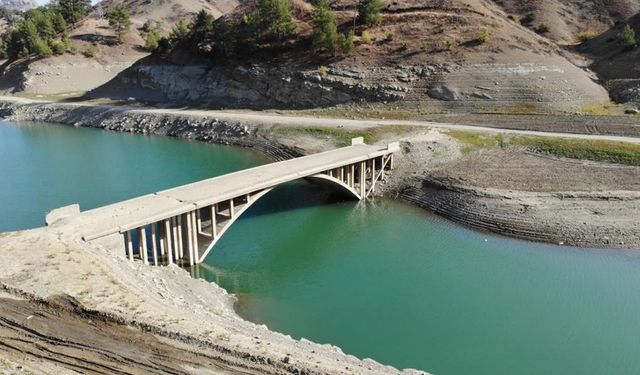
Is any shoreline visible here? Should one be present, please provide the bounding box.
[0,96,637,250]
[0,97,639,372]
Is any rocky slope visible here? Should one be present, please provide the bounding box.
[494,0,640,44]
[578,13,640,108]
[89,0,610,112]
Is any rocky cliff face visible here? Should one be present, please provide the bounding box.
[89,57,609,112]
[89,64,410,109]
[0,0,36,11]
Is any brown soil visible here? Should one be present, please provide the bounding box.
[0,294,251,374]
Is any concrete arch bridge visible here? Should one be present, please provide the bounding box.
[46,138,399,267]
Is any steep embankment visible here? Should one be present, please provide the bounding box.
[493,0,639,44]
[579,13,640,108]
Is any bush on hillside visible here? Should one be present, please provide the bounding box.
[617,24,636,48]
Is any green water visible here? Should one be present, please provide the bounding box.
[2,120,640,374]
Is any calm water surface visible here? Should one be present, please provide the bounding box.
[2,120,640,374]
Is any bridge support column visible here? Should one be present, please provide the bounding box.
[360,161,366,198]
[177,215,184,260]
[211,205,217,237]
[139,227,148,265]
[164,219,173,265]
[171,217,179,263]
[151,223,159,266]
[371,158,376,194]
[191,211,200,262]
[125,231,133,261]
[186,212,195,266]
[158,222,166,265]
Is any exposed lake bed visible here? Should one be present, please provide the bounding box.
[1,117,640,374]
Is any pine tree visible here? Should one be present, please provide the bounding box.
[312,0,338,54]
[357,0,384,26]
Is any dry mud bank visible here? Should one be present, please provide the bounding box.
[0,228,426,375]
[392,147,640,249]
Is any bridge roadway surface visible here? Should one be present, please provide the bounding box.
[55,142,393,242]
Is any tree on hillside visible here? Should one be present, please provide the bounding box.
[55,0,91,24]
[357,0,383,26]
[106,6,131,43]
[245,0,296,42]
[169,19,190,42]
[312,0,338,54]
[190,9,215,43]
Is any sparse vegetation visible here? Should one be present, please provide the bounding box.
[273,124,418,147]
[445,39,456,50]
[577,30,598,42]
[616,24,636,48]
[536,23,550,34]
[449,129,640,165]
[318,65,329,76]
[419,41,429,51]
[83,42,97,58]
[477,28,490,44]
[360,31,372,44]
[512,137,640,166]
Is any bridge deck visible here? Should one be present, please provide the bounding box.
[55,142,395,241]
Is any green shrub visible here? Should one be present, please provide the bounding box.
[339,31,355,53]
[145,29,160,51]
[318,65,329,76]
[478,28,490,44]
[83,42,97,57]
[445,39,456,50]
[617,24,636,48]
[33,38,52,57]
[536,23,550,34]
[385,32,394,41]
[577,29,598,42]
[361,31,372,44]
[50,40,66,55]
[419,41,429,50]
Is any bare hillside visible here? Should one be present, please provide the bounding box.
[493,0,640,44]
[93,0,609,112]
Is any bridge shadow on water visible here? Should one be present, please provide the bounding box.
[237,179,359,221]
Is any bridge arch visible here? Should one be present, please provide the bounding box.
[197,173,362,262]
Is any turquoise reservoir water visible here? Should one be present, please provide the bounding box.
[2,120,640,374]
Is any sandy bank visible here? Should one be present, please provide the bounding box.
[0,228,426,374]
